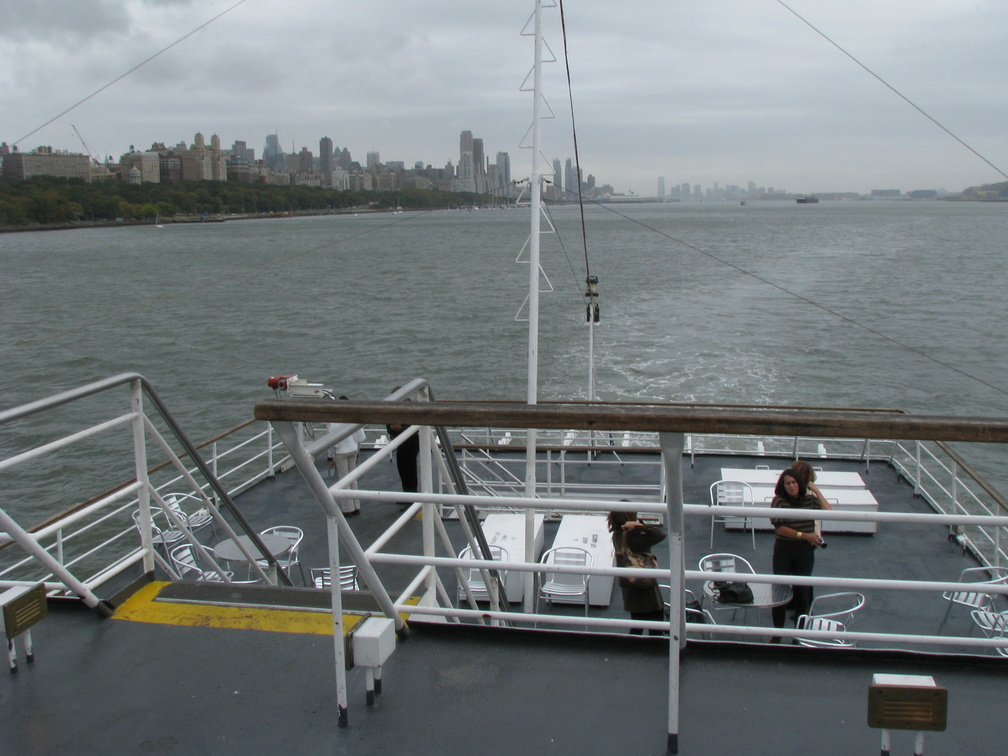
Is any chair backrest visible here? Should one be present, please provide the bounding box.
[460,545,508,590]
[133,506,185,546]
[710,480,754,507]
[541,547,592,589]
[460,544,508,564]
[262,526,304,559]
[959,566,1008,585]
[262,525,304,547]
[798,616,847,634]
[699,553,755,576]
[310,566,359,590]
[685,606,717,625]
[807,592,866,628]
[169,544,201,579]
[946,566,1008,606]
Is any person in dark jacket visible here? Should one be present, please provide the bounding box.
[770,468,830,631]
[608,510,667,635]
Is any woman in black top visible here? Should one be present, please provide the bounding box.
[770,468,830,630]
[607,510,667,635]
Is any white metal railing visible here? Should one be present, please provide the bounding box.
[0,375,294,597]
[343,487,1008,654]
[447,429,1008,565]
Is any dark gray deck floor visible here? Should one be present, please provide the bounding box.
[4,604,1006,755]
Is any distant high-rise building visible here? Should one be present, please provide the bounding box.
[319,137,333,177]
[496,152,511,197]
[366,151,380,170]
[472,137,486,194]
[454,131,477,193]
[2,146,91,181]
[179,132,226,181]
[681,182,690,198]
[657,176,666,198]
[229,140,255,163]
[264,134,284,171]
[297,147,313,174]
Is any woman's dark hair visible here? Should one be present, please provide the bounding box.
[774,469,806,501]
[607,510,637,533]
[790,460,816,485]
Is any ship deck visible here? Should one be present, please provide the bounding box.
[3,449,1008,754]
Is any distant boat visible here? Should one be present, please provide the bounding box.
[796,196,819,204]
[155,212,164,228]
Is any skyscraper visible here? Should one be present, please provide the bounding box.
[657,176,666,198]
[472,137,486,194]
[455,131,477,193]
[366,151,380,170]
[264,133,284,172]
[496,152,511,197]
[319,137,333,178]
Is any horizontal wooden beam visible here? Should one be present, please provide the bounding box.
[253,399,1008,444]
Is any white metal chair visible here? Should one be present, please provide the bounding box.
[537,547,593,617]
[662,585,717,639]
[969,609,1008,656]
[456,544,509,606]
[169,543,232,582]
[132,507,186,552]
[698,553,756,622]
[937,566,1008,634]
[310,566,359,591]
[709,480,756,550]
[163,492,215,534]
[795,592,866,648]
[259,526,306,584]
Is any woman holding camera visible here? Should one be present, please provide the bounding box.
[608,510,667,635]
[770,468,830,632]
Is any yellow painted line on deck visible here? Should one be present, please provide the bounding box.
[113,582,416,636]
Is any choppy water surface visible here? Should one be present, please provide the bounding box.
[2,200,1006,497]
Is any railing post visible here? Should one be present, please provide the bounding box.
[267,423,275,476]
[659,431,685,755]
[421,424,435,595]
[546,449,553,496]
[325,512,349,727]
[950,459,961,539]
[131,379,155,575]
[915,441,923,495]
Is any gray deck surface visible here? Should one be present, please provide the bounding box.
[3,450,1007,754]
[4,606,1007,755]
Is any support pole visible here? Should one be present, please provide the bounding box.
[523,0,546,614]
[326,513,349,727]
[659,431,685,755]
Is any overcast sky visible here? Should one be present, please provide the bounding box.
[2,0,1006,195]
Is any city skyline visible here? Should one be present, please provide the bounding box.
[2,2,1006,195]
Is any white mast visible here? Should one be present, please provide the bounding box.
[523,0,546,612]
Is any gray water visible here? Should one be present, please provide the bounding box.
[2,200,1007,495]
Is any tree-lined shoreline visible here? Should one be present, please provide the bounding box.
[0,177,494,230]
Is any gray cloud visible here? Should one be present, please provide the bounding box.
[1,0,1005,194]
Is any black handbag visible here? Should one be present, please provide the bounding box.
[714,581,753,604]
